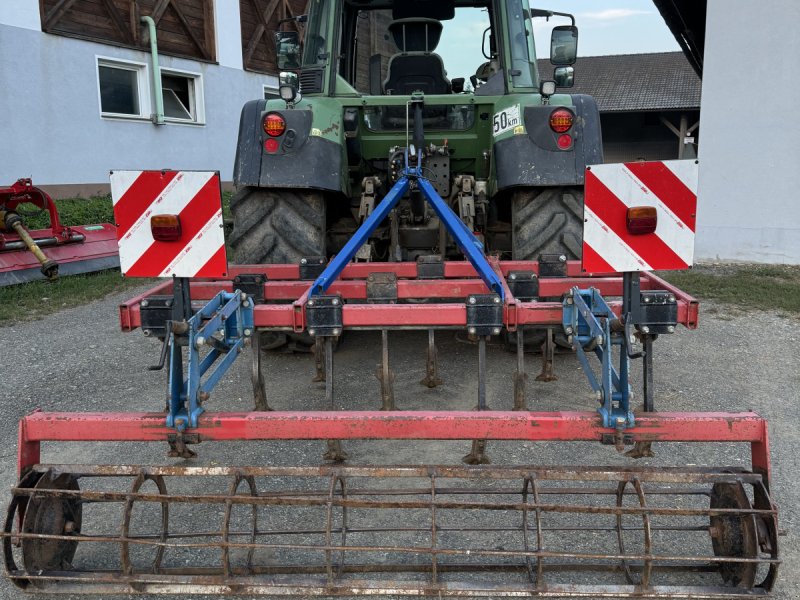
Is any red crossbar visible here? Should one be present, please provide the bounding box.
[118,260,699,332]
[18,411,770,486]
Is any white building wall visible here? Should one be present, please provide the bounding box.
[696,0,800,263]
[3,0,41,31]
[0,7,277,189]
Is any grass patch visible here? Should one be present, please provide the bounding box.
[22,195,115,229]
[0,270,147,326]
[661,264,800,315]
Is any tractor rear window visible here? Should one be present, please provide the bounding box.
[363,105,475,131]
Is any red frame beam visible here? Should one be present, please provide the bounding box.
[18,411,770,486]
[118,260,699,332]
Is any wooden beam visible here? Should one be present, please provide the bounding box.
[43,0,79,31]
[170,0,212,60]
[100,0,134,44]
[243,0,282,70]
[151,0,171,25]
[203,0,216,63]
[659,115,681,138]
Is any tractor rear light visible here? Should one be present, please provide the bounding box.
[557,134,572,149]
[626,206,658,235]
[549,108,574,133]
[264,138,280,153]
[263,113,286,137]
[150,214,182,241]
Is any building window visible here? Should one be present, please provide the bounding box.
[161,70,205,124]
[97,59,148,118]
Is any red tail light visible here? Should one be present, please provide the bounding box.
[549,108,574,133]
[626,206,658,235]
[263,113,286,137]
[151,214,182,241]
[557,134,573,149]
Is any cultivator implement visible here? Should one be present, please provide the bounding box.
[2,154,780,595]
[0,179,118,286]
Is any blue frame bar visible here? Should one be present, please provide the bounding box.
[563,287,633,429]
[310,164,504,299]
[167,290,255,431]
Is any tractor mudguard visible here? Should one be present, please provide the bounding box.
[494,94,603,190]
[233,100,344,193]
[232,99,266,187]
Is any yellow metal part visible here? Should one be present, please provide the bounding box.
[1,210,59,280]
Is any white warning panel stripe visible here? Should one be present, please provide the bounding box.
[663,159,699,195]
[116,172,215,272]
[590,165,695,265]
[110,170,227,279]
[582,160,699,273]
[159,209,224,278]
[584,206,652,272]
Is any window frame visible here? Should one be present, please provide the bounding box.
[95,56,151,121]
[159,67,206,125]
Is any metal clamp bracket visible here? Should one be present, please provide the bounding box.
[306,295,343,337]
[300,256,326,280]
[466,293,503,336]
[507,271,539,301]
[232,274,266,304]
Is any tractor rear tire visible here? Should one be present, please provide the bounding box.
[511,186,584,260]
[229,187,326,264]
[229,187,326,352]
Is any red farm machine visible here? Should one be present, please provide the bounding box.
[0,179,118,286]
[1,0,780,597]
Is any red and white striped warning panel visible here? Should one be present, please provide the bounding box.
[110,170,227,278]
[582,160,698,273]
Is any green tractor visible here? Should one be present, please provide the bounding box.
[231,0,601,269]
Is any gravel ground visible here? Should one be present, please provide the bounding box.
[0,283,797,599]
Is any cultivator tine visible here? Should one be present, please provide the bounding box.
[464,336,490,465]
[376,329,396,411]
[627,335,656,459]
[251,331,270,411]
[513,328,528,411]
[420,329,442,388]
[322,336,348,463]
[535,327,558,382]
[312,338,325,383]
[4,464,779,597]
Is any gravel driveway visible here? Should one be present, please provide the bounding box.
[0,283,797,599]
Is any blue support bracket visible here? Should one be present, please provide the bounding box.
[167,289,254,431]
[309,162,504,300]
[562,286,634,429]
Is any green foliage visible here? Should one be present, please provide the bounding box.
[21,196,115,229]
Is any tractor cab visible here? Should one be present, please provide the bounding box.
[233,0,599,267]
[276,0,577,100]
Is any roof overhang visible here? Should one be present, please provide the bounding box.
[652,0,707,76]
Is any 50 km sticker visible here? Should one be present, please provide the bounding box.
[493,104,522,136]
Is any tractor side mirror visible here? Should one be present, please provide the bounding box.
[275,31,301,70]
[550,25,578,66]
[554,66,575,88]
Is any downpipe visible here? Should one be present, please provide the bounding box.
[141,16,165,125]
